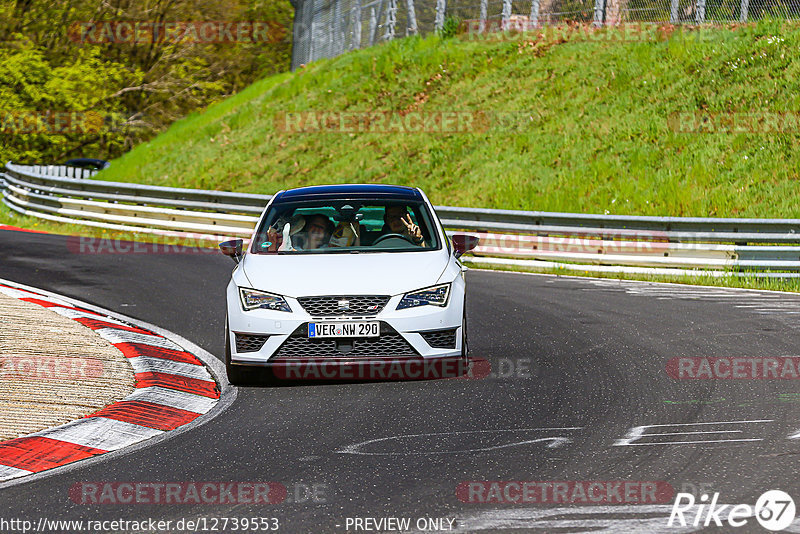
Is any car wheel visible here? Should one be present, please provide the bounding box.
[225,319,250,386]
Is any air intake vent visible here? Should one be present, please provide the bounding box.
[235,333,270,353]
[420,328,458,349]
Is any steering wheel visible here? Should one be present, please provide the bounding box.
[372,233,416,246]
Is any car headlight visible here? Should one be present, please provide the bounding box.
[239,288,292,312]
[397,284,451,310]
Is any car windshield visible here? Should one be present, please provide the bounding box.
[251,199,441,254]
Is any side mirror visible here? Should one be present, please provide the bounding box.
[219,239,243,264]
[451,234,480,259]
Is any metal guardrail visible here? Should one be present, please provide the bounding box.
[3,161,800,276]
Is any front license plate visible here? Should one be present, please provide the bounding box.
[308,321,379,338]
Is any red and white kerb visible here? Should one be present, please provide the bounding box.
[0,284,219,482]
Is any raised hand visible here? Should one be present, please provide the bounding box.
[265,227,281,252]
[401,214,423,242]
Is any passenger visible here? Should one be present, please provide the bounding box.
[303,214,335,250]
[262,214,329,252]
[383,205,425,246]
[262,214,305,252]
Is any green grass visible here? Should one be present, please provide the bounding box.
[84,19,800,217]
[5,21,800,291]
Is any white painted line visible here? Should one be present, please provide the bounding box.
[338,428,583,456]
[641,430,743,436]
[618,438,762,445]
[33,417,163,451]
[626,291,746,297]
[614,420,772,446]
[125,386,216,414]
[0,286,39,299]
[0,286,73,306]
[50,307,126,324]
[96,328,183,351]
[128,356,212,381]
[0,465,33,482]
[452,506,704,533]
[0,286,82,308]
[734,302,800,309]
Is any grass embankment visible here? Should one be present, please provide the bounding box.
[4,21,800,290]
[90,20,800,217]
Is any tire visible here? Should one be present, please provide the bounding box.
[461,300,468,361]
[225,319,250,386]
[458,301,470,378]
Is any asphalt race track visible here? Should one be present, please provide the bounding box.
[3,227,800,533]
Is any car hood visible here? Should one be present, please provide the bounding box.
[241,251,451,297]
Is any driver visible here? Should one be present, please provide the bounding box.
[382,205,425,246]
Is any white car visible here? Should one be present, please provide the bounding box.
[219,184,479,384]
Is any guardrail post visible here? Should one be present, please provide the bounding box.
[478,0,488,31]
[384,0,397,40]
[339,1,348,54]
[530,0,541,26]
[502,0,512,25]
[739,0,749,21]
[669,0,680,22]
[351,0,362,49]
[695,0,706,23]
[332,0,341,56]
[593,0,606,26]
[309,18,316,62]
[369,5,378,45]
[406,0,418,34]
[434,0,447,30]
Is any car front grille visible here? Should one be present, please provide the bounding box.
[420,328,458,349]
[297,295,390,317]
[272,323,418,359]
[235,333,270,353]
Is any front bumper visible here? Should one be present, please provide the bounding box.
[227,281,464,365]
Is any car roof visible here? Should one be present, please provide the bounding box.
[273,184,423,203]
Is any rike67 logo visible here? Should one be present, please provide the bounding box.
[668,490,796,531]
